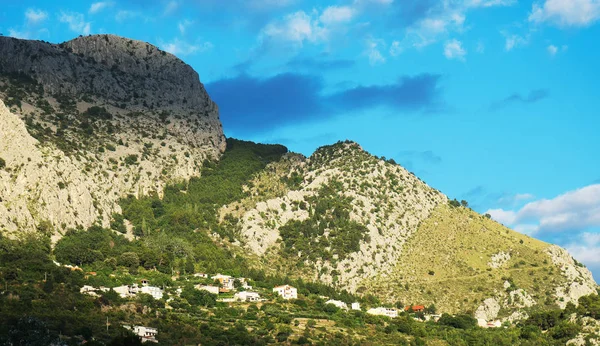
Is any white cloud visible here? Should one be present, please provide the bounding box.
[365,38,386,65]
[319,6,355,25]
[476,41,485,53]
[468,0,516,7]
[8,28,30,39]
[548,44,558,55]
[89,2,114,14]
[486,184,600,234]
[486,208,518,225]
[161,38,213,56]
[115,10,141,23]
[353,0,393,5]
[59,12,91,35]
[389,40,402,56]
[25,8,48,24]
[503,32,529,51]
[164,1,180,15]
[529,0,600,27]
[565,232,600,276]
[178,19,193,34]
[444,39,466,61]
[261,11,327,46]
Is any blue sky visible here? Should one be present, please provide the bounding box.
[1,0,599,281]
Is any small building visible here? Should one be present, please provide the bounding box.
[404,305,425,313]
[213,274,235,291]
[80,285,99,297]
[140,279,150,286]
[367,307,398,318]
[193,273,209,278]
[351,302,361,311]
[235,291,261,302]
[195,285,220,295]
[273,285,298,300]
[124,325,158,343]
[140,285,163,300]
[113,285,136,298]
[325,299,348,310]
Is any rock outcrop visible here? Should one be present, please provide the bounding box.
[0,35,226,237]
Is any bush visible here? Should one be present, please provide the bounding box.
[0,157,5,169]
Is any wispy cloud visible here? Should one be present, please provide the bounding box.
[502,31,529,51]
[25,8,48,24]
[319,6,356,25]
[365,38,386,65]
[59,11,91,35]
[163,1,180,15]
[490,89,549,110]
[444,39,466,61]
[89,2,114,14]
[529,0,600,27]
[178,19,194,34]
[160,38,213,56]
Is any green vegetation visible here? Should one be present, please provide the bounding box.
[0,157,5,169]
[280,179,370,263]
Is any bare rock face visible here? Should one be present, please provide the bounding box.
[0,35,226,237]
[546,245,598,308]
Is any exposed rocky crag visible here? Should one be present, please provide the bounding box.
[0,35,225,238]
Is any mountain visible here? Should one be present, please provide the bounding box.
[0,35,225,239]
[0,35,598,344]
[219,141,598,319]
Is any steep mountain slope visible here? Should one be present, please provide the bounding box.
[220,141,597,317]
[0,35,225,237]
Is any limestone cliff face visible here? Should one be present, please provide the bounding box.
[0,35,225,237]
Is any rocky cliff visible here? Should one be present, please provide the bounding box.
[0,35,225,238]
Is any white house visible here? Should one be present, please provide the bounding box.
[367,307,398,318]
[80,285,99,297]
[325,299,348,310]
[273,285,297,300]
[193,273,209,278]
[112,284,163,300]
[212,274,235,290]
[351,302,361,311]
[124,325,158,343]
[113,285,136,298]
[235,291,261,302]
[140,285,164,300]
[195,285,220,295]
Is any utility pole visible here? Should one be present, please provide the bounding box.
[106,316,109,332]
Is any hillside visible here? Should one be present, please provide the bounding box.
[217,141,597,315]
[0,35,225,238]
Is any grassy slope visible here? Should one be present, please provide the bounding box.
[370,204,565,315]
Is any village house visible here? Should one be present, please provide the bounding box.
[80,285,99,297]
[404,305,425,313]
[234,291,261,302]
[195,285,220,295]
[113,284,163,300]
[212,274,235,291]
[367,307,398,318]
[325,299,348,310]
[351,302,361,311]
[193,273,209,278]
[140,285,164,300]
[273,285,298,300]
[124,325,158,343]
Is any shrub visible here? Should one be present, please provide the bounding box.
[0,157,5,169]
